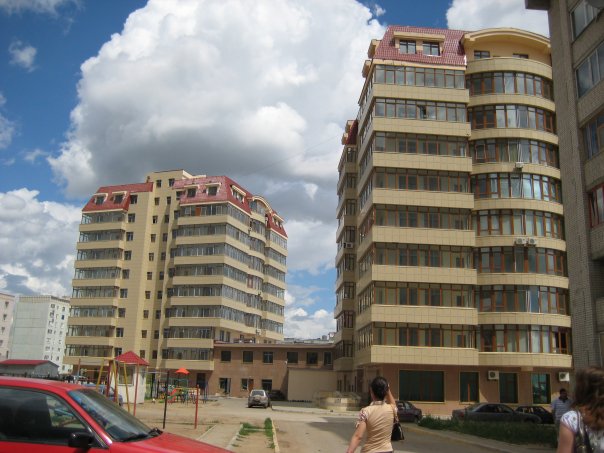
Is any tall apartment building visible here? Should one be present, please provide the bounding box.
[66,170,287,388]
[0,292,15,360]
[526,0,604,369]
[9,295,71,373]
[335,26,571,414]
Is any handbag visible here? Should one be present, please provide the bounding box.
[391,405,404,441]
[575,410,592,453]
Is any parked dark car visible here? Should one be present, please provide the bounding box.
[515,405,554,424]
[0,376,232,452]
[452,403,541,423]
[395,400,423,423]
[247,389,270,408]
[267,389,286,401]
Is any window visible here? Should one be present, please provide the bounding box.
[124,251,132,260]
[152,350,158,359]
[499,372,518,403]
[118,308,126,318]
[263,351,273,364]
[162,233,168,242]
[207,185,218,195]
[423,41,440,56]
[94,195,105,205]
[287,351,298,364]
[399,370,444,402]
[583,110,604,159]
[154,197,160,206]
[166,196,171,205]
[114,347,122,356]
[149,253,154,261]
[139,350,146,358]
[261,379,273,391]
[589,184,604,227]
[156,179,162,188]
[532,373,551,404]
[306,352,318,365]
[241,378,249,391]
[128,213,135,222]
[116,328,124,337]
[152,215,158,224]
[161,252,166,261]
[323,352,332,366]
[122,269,130,279]
[164,214,169,223]
[169,178,175,187]
[243,350,254,363]
[119,289,128,298]
[155,310,161,319]
[221,350,231,362]
[576,41,604,97]
[150,234,156,243]
[143,310,149,319]
[145,291,151,299]
[141,330,147,338]
[399,40,416,54]
[474,50,490,59]
[157,291,163,299]
[126,232,134,241]
[460,372,479,402]
[572,0,599,39]
[129,194,138,204]
[159,271,164,281]
[147,272,152,280]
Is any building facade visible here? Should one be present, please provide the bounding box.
[66,170,287,390]
[0,292,15,360]
[335,26,571,416]
[526,0,604,369]
[9,295,70,374]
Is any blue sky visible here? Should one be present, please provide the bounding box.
[0,0,547,338]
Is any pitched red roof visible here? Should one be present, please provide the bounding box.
[374,26,466,67]
[83,182,153,212]
[175,175,252,214]
[0,359,55,366]
[115,351,149,366]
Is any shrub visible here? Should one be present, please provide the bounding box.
[419,416,557,447]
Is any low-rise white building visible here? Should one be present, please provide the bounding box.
[9,295,71,374]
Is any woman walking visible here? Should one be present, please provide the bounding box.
[346,376,398,453]
[557,367,604,452]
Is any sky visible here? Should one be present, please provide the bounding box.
[0,0,549,339]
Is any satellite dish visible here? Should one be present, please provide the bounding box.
[586,0,604,8]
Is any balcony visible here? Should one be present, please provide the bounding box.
[334,298,354,318]
[164,338,214,349]
[333,357,354,372]
[478,312,571,327]
[65,336,115,347]
[159,359,214,371]
[478,351,572,368]
[355,345,479,367]
[67,317,117,327]
[356,304,477,329]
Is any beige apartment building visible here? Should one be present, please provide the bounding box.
[66,170,287,390]
[525,0,604,369]
[335,26,571,415]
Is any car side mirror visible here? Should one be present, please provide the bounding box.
[68,431,95,449]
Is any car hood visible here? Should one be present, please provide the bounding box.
[110,432,232,452]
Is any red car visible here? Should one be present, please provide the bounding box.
[0,376,232,452]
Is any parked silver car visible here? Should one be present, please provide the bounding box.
[247,389,270,408]
[452,403,541,423]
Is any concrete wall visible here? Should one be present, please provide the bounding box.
[287,369,337,401]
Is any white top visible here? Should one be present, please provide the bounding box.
[561,410,604,452]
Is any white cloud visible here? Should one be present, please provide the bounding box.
[0,188,80,296]
[8,40,37,72]
[284,296,335,338]
[0,0,77,14]
[446,0,549,37]
[0,93,15,149]
[23,148,48,163]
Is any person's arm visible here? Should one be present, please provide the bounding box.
[556,423,574,453]
[386,387,396,406]
[346,420,366,453]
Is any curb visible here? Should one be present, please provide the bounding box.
[272,420,280,453]
[225,423,242,451]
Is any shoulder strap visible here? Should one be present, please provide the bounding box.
[576,410,593,453]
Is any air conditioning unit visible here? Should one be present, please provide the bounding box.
[487,370,500,381]
[515,237,527,246]
[527,237,538,246]
[515,162,525,169]
[343,242,354,249]
[558,371,570,382]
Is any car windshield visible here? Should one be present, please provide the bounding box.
[69,389,151,442]
[466,404,481,411]
[251,390,265,396]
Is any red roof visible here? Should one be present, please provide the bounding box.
[115,351,149,366]
[374,26,467,67]
[82,182,153,212]
[0,359,55,366]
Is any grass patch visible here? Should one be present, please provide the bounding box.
[419,416,557,447]
[239,422,261,437]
